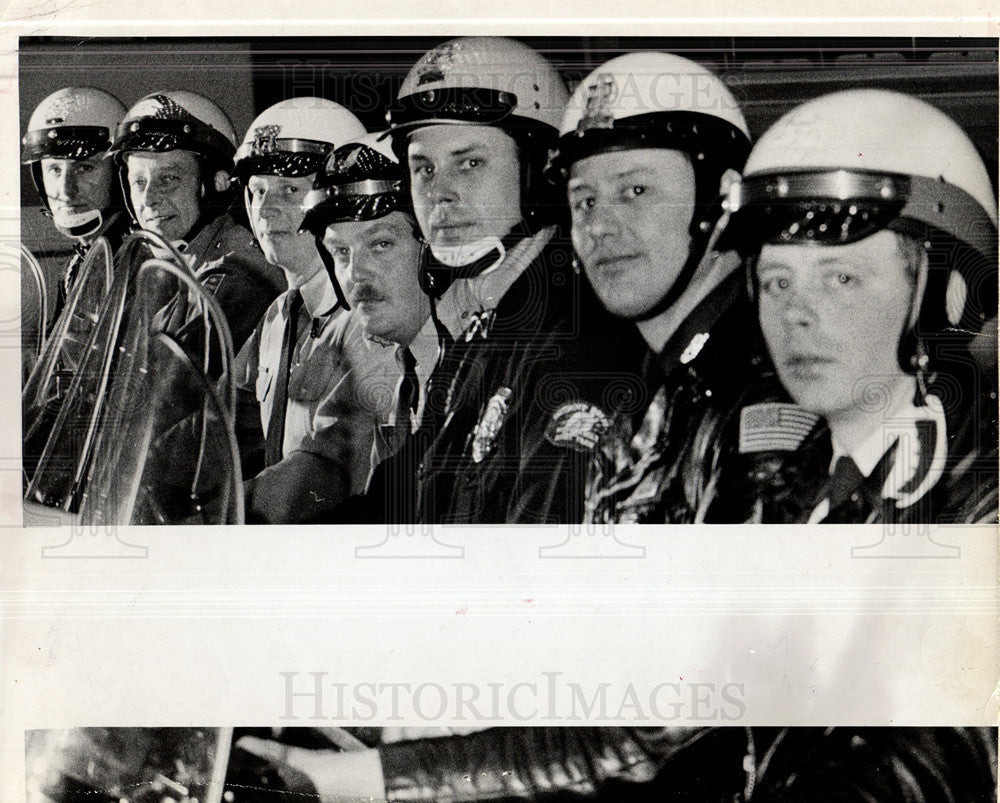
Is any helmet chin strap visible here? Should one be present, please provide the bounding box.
[420,229,526,300]
[627,208,719,325]
[428,236,504,269]
[52,207,104,240]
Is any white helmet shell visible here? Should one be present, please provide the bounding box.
[560,51,748,140]
[553,51,750,180]
[389,36,569,133]
[743,89,997,226]
[111,90,238,167]
[728,88,997,347]
[233,97,366,179]
[22,86,126,162]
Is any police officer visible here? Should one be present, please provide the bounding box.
[714,89,998,524]
[21,87,129,336]
[368,36,638,524]
[300,132,435,470]
[231,101,400,523]
[109,90,284,352]
[551,52,759,523]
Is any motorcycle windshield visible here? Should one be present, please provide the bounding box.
[78,256,243,525]
[25,727,233,803]
[20,244,49,384]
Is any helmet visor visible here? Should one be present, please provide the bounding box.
[387,87,517,131]
[112,117,235,162]
[720,170,909,253]
[552,111,750,179]
[232,138,333,181]
[299,180,406,234]
[21,126,112,163]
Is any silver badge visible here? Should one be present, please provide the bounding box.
[471,387,513,463]
[251,123,282,155]
[577,74,617,134]
[416,41,461,86]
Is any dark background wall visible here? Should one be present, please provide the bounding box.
[19,36,998,264]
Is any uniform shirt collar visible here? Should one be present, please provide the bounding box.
[435,227,555,340]
[297,268,339,319]
[829,389,947,506]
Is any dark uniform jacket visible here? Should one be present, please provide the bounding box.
[359,227,642,525]
[586,266,773,524]
[159,210,286,354]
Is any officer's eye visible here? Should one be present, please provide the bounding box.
[759,275,790,295]
[569,195,596,213]
[131,179,147,191]
[331,246,351,260]
[411,163,434,179]
[625,185,647,199]
[821,271,858,290]
[76,163,94,174]
[460,157,483,171]
[283,185,300,197]
[371,239,394,252]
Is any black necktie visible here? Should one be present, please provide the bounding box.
[264,290,304,466]
[826,455,866,511]
[395,348,420,433]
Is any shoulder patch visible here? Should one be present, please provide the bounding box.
[545,402,610,453]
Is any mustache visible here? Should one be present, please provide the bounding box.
[351,283,386,303]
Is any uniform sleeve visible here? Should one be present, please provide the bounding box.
[379,728,675,801]
[506,320,645,524]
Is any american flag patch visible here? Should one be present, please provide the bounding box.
[739,402,820,454]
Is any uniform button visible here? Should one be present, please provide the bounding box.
[850,492,860,502]
[215,241,222,249]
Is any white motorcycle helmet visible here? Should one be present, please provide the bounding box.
[233,97,366,244]
[109,90,240,225]
[22,86,127,238]
[723,89,998,365]
[386,36,570,233]
[553,51,752,318]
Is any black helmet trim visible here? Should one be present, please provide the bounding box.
[299,193,407,235]
[550,110,751,179]
[233,137,334,181]
[111,117,236,164]
[327,179,403,197]
[722,169,997,265]
[386,86,520,133]
[21,126,113,163]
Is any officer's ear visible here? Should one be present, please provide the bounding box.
[213,170,231,194]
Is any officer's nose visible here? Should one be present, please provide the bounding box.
[426,170,457,205]
[780,286,818,328]
[583,200,623,241]
[55,167,78,201]
[256,188,279,220]
[349,248,377,284]
[136,180,159,209]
